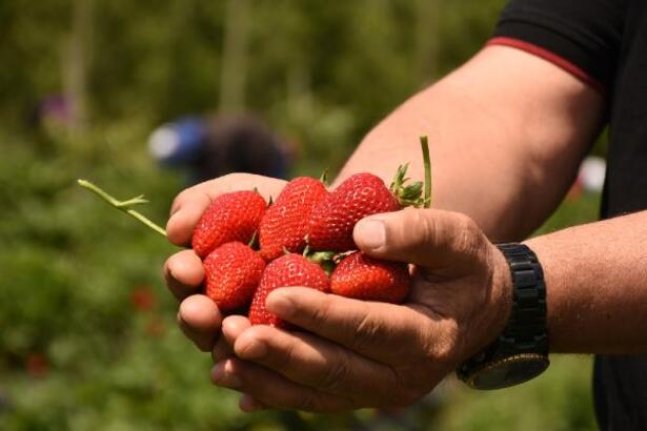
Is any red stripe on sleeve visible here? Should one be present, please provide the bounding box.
[487,36,604,93]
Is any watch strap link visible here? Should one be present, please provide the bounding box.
[496,243,548,356]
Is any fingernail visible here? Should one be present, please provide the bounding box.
[354,219,386,250]
[212,361,242,388]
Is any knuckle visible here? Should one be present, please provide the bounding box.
[293,391,321,412]
[423,319,461,367]
[379,365,421,408]
[316,350,352,392]
[242,328,298,374]
[453,213,483,256]
[304,294,335,326]
[408,209,437,246]
[272,338,299,373]
[353,310,383,352]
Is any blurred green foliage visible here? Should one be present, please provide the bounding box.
[1,0,508,174]
[0,1,602,430]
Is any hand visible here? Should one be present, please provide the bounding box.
[210,208,512,412]
[163,173,287,350]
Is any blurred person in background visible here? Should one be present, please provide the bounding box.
[149,114,292,185]
[164,1,647,430]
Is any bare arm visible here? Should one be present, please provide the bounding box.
[338,45,605,240]
[526,210,647,354]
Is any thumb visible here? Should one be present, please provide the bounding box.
[353,208,488,275]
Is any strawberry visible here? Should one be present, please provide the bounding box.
[330,252,410,303]
[203,242,266,312]
[192,190,266,258]
[258,176,329,261]
[307,168,422,252]
[249,253,330,328]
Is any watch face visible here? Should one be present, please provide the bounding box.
[470,355,549,390]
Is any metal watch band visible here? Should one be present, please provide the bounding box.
[456,242,549,387]
[496,243,548,355]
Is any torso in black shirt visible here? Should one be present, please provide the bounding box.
[493,1,647,429]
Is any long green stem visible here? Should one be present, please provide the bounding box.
[77,179,167,237]
[420,136,432,208]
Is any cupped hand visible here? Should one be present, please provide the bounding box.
[163,173,287,351]
[210,207,513,412]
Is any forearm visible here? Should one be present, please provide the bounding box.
[525,210,647,354]
[338,46,604,241]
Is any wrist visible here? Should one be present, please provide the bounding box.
[490,243,515,338]
[457,242,550,390]
[464,243,514,358]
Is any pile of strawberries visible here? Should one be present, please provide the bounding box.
[193,166,428,329]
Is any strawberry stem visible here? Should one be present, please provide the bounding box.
[420,136,432,209]
[77,179,167,238]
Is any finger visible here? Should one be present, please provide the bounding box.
[167,175,287,246]
[353,208,487,276]
[211,357,357,412]
[167,188,212,246]
[265,288,435,365]
[230,324,405,406]
[212,315,251,363]
[178,294,222,352]
[164,249,204,300]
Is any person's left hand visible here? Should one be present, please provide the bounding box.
[210,208,513,412]
[163,173,287,351]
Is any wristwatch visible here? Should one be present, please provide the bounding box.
[457,242,549,390]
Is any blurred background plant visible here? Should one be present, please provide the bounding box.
[0,0,603,429]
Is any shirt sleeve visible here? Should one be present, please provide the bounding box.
[489,0,627,91]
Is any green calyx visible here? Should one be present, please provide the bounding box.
[303,245,338,275]
[389,136,432,209]
[390,163,424,207]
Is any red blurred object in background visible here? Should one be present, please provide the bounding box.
[26,353,49,378]
[130,285,156,312]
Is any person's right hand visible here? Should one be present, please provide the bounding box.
[163,173,287,351]
[206,207,512,412]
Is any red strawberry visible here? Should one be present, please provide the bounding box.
[330,252,410,303]
[308,166,425,252]
[249,253,330,328]
[307,173,397,252]
[192,190,266,258]
[259,177,329,261]
[203,242,266,312]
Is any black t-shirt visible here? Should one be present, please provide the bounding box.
[491,1,647,429]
